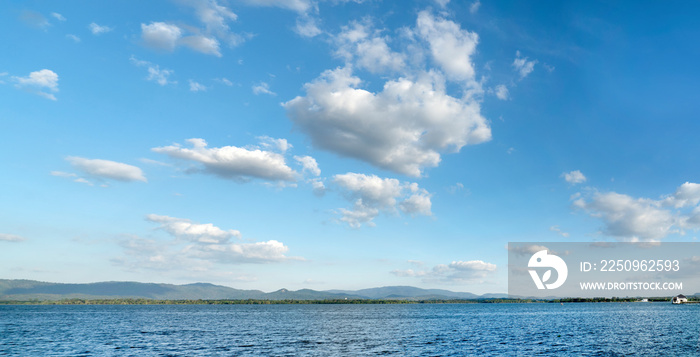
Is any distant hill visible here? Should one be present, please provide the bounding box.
[326,286,480,300]
[0,279,503,301]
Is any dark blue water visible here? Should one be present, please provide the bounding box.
[1,303,698,356]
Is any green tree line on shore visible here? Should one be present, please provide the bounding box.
[0,296,684,305]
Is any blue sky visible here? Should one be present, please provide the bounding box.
[2,0,700,294]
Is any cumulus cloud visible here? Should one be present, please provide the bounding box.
[469,0,481,13]
[13,69,59,100]
[147,67,174,86]
[152,138,300,182]
[181,35,222,56]
[294,156,321,176]
[141,21,222,56]
[0,233,26,242]
[562,170,587,184]
[284,67,490,177]
[252,82,276,95]
[295,15,322,37]
[115,214,299,271]
[139,0,241,56]
[130,56,175,86]
[333,173,432,227]
[189,80,207,92]
[146,214,241,243]
[664,182,700,209]
[309,178,326,196]
[399,186,433,216]
[89,22,113,35]
[66,156,147,183]
[285,11,491,177]
[494,84,509,100]
[415,10,479,82]
[258,136,291,153]
[392,259,496,283]
[66,34,81,43]
[573,182,700,241]
[334,20,406,73]
[141,22,182,51]
[240,0,314,13]
[435,0,450,8]
[513,50,537,79]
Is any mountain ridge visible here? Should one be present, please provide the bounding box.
[0,279,506,301]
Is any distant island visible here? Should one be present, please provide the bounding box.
[0,279,688,304]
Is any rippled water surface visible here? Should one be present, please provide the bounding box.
[1,303,699,356]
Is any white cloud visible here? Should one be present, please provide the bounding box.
[573,183,700,241]
[189,80,207,92]
[435,0,450,8]
[14,69,58,90]
[152,138,298,182]
[140,21,223,56]
[392,259,496,283]
[181,35,222,56]
[334,20,406,74]
[252,82,276,96]
[286,11,491,177]
[294,156,321,176]
[130,56,175,86]
[415,10,479,82]
[258,136,292,153]
[513,50,537,79]
[116,215,299,270]
[399,185,433,216]
[66,34,81,43]
[146,214,241,244]
[74,178,94,186]
[550,225,570,238]
[89,22,113,35]
[181,0,243,47]
[147,67,174,86]
[141,22,182,51]
[51,13,66,21]
[240,0,314,13]
[495,84,509,100]
[562,170,587,184]
[13,69,59,100]
[66,156,147,182]
[333,173,432,227]
[664,182,700,208]
[469,0,481,14]
[284,67,491,177]
[20,11,49,28]
[0,233,26,242]
[217,77,233,86]
[295,16,322,37]
[575,192,675,241]
[309,178,326,196]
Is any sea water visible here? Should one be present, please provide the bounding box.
[1,302,698,356]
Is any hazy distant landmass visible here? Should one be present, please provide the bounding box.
[0,279,507,301]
